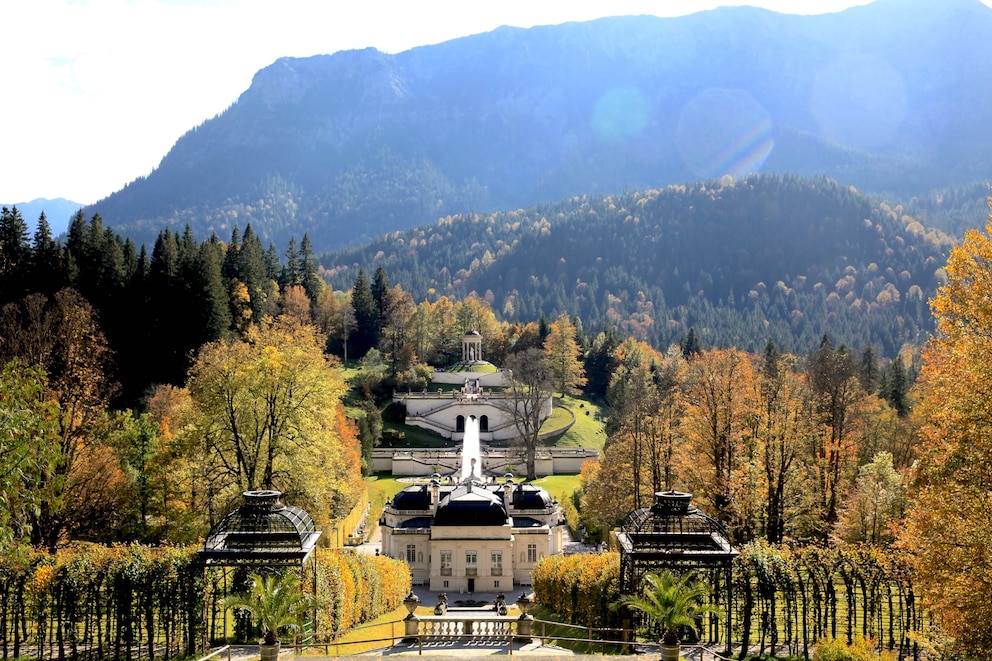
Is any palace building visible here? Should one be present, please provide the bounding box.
[379,471,565,592]
[379,331,567,591]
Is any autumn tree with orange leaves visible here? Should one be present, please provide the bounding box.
[679,347,764,542]
[899,217,992,656]
[544,313,587,397]
[0,288,117,551]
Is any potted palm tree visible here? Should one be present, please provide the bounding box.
[220,572,315,661]
[614,570,720,661]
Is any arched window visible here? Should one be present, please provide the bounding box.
[456,415,465,433]
[480,415,489,432]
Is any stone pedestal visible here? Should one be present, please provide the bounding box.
[514,592,534,643]
[402,592,420,643]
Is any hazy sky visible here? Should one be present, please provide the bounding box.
[0,0,905,206]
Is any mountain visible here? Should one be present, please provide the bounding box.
[88,0,992,252]
[3,198,82,236]
[322,174,951,358]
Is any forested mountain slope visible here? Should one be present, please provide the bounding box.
[89,0,992,251]
[324,175,952,357]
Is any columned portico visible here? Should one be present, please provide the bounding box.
[463,330,483,362]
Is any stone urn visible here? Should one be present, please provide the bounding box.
[515,592,534,642]
[402,591,421,642]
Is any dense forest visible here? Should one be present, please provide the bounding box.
[324,174,954,358]
[4,196,992,657]
[1,174,948,406]
[0,207,324,404]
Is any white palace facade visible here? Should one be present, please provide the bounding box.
[380,471,565,592]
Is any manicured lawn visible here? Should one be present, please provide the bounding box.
[366,473,408,505]
[531,474,582,503]
[445,362,498,373]
[364,474,410,538]
[381,421,453,448]
[545,395,607,450]
[528,605,627,655]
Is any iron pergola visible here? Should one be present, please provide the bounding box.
[197,490,322,646]
[199,490,322,566]
[616,490,738,649]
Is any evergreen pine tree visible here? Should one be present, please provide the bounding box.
[681,327,701,357]
[881,357,909,416]
[858,343,880,393]
[238,225,269,322]
[30,212,66,296]
[281,237,301,289]
[352,268,379,358]
[371,265,390,319]
[189,236,233,345]
[147,229,186,385]
[538,313,549,339]
[583,325,620,400]
[0,206,31,302]
[299,234,323,302]
[264,242,281,282]
[222,226,242,281]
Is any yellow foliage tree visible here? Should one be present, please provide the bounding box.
[185,317,362,527]
[899,217,992,655]
[544,313,587,397]
[679,348,764,543]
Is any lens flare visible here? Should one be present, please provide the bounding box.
[676,87,775,179]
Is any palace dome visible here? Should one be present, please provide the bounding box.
[512,484,554,510]
[433,484,510,527]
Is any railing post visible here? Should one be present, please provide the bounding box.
[514,593,534,644]
[403,592,420,643]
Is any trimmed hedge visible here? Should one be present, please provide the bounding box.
[0,543,203,661]
[312,550,410,632]
[0,543,411,660]
[532,552,620,629]
[534,545,925,660]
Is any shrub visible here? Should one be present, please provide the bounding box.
[813,637,886,661]
[532,552,620,629]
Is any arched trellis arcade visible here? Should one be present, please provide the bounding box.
[197,490,322,646]
[615,491,738,653]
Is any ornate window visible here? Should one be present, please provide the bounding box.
[466,550,478,576]
[491,550,503,575]
[440,549,452,576]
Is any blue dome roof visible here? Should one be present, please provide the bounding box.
[433,485,509,526]
[392,486,431,511]
[512,484,554,510]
